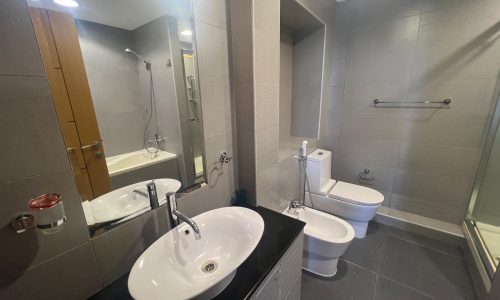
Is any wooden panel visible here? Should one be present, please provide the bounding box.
[29,7,74,123]
[61,122,86,170]
[73,168,94,202]
[46,10,101,144]
[28,7,61,69]
[47,10,111,197]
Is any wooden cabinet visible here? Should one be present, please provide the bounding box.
[251,232,304,300]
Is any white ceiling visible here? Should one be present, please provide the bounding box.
[28,0,193,30]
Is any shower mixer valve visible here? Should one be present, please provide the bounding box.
[219,152,233,164]
[358,169,375,185]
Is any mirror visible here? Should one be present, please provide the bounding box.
[27,0,205,236]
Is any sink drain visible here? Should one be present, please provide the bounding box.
[201,260,218,273]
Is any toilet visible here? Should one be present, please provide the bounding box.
[283,206,355,277]
[304,149,384,238]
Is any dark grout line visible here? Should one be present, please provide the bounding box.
[372,273,379,300]
[377,274,439,300]
[340,257,378,276]
[386,232,465,260]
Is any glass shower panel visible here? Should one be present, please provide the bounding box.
[468,97,500,274]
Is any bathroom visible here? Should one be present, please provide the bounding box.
[1,0,500,299]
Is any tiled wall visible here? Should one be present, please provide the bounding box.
[230,0,256,203]
[253,0,281,212]
[0,0,236,298]
[0,0,101,298]
[290,27,325,139]
[230,0,334,212]
[134,16,184,158]
[323,0,500,224]
[230,0,281,210]
[76,20,146,157]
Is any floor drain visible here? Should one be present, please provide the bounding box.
[201,260,218,273]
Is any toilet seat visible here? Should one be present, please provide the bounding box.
[328,181,384,206]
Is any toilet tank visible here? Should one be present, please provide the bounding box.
[306,149,332,194]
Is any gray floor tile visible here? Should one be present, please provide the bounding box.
[301,259,377,300]
[342,222,385,272]
[385,225,463,258]
[379,236,477,300]
[374,276,434,300]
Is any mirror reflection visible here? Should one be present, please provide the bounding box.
[27,0,204,235]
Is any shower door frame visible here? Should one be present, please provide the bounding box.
[464,83,500,284]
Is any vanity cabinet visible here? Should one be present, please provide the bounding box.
[251,232,304,300]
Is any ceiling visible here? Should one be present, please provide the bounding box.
[28,0,193,30]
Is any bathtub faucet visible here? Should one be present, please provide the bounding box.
[149,134,166,147]
[288,199,305,213]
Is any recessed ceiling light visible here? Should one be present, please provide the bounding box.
[53,0,79,7]
[180,30,192,36]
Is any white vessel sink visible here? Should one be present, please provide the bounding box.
[84,178,181,225]
[128,207,265,300]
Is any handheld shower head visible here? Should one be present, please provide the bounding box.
[124,48,151,66]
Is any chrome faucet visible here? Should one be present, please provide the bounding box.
[148,134,166,148]
[166,193,201,240]
[288,199,305,214]
[172,209,201,240]
[133,189,148,199]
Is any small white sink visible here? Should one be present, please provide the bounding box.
[128,207,265,300]
[84,178,181,225]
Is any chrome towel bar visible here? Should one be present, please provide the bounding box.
[373,98,451,106]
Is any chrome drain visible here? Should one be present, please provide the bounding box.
[201,260,218,273]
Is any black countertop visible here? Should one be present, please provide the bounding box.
[88,205,304,300]
[214,205,305,300]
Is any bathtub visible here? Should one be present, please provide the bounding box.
[283,206,355,276]
[106,149,181,189]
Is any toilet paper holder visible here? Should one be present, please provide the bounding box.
[11,193,66,234]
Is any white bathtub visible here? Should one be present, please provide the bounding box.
[106,149,177,176]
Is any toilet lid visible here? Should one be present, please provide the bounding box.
[328,181,384,206]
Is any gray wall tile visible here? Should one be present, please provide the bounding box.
[391,169,472,223]
[193,0,227,29]
[177,185,211,218]
[320,0,500,224]
[76,20,145,157]
[235,83,255,132]
[0,75,69,183]
[0,0,45,76]
[91,208,168,285]
[0,170,90,281]
[0,242,101,300]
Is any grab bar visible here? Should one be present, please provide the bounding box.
[373,98,451,106]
